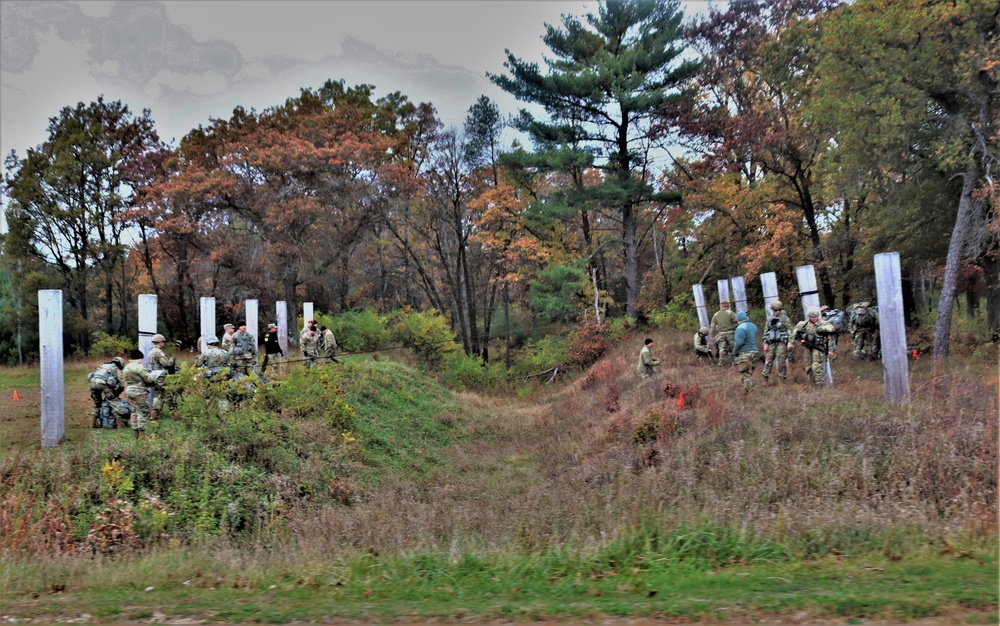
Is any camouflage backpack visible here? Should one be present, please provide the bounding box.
[823,308,848,333]
[233,332,254,356]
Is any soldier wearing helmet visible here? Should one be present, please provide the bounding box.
[762,300,793,384]
[87,356,126,428]
[693,326,713,362]
[196,334,230,375]
[790,305,836,385]
[146,333,176,421]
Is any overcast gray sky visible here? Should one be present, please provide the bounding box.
[2,0,713,183]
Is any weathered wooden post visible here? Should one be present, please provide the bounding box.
[39,289,64,448]
[731,276,748,313]
[245,299,259,349]
[875,252,910,403]
[138,294,157,366]
[761,272,779,313]
[717,279,730,307]
[796,265,832,384]
[199,297,215,354]
[276,301,288,358]
[693,284,714,351]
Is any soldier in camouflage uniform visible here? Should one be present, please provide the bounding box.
[733,310,760,393]
[762,301,793,384]
[848,302,879,360]
[710,300,738,366]
[122,349,159,439]
[147,333,176,420]
[88,357,125,428]
[220,323,236,353]
[693,327,712,362]
[300,324,321,367]
[791,306,836,386]
[196,335,230,379]
[321,325,338,361]
[228,321,258,376]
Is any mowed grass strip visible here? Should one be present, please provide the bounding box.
[2,545,996,623]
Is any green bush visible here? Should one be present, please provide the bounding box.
[329,309,390,352]
[439,352,509,389]
[89,331,134,358]
[646,292,698,331]
[512,335,569,376]
[388,308,461,366]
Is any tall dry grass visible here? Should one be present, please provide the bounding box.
[273,331,996,560]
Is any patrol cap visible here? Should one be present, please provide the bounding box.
[268,323,277,329]
[721,299,730,306]
[151,333,166,343]
[224,323,235,330]
[206,334,220,344]
[770,300,783,311]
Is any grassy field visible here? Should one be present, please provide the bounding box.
[0,334,996,623]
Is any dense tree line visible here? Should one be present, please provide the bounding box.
[1,0,996,365]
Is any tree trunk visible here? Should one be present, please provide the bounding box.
[623,201,639,319]
[985,253,1000,334]
[933,163,979,358]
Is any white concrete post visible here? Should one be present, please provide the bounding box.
[796,265,832,384]
[245,299,259,349]
[731,276,748,313]
[717,279,730,307]
[138,294,157,366]
[875,252,910,403]
[200,297,215,354]
[303,302,314,334]
[693,284,715,351]
[761,272,779,314]
[276,301,288,357]
[692,284,710,330]
[795,265,821,320]
[39,290,64,448]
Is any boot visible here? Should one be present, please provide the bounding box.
[149,409,159,422]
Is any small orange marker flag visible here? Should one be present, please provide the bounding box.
[677,391,686,410]
[13,390,22,401]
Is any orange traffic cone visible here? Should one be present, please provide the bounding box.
[677,391,686,410]
[13,390,22,401]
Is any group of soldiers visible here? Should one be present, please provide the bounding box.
[88,319,339,438]
[88,333,176,438]
[685,298,881,391]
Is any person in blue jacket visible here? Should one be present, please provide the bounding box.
[733,310,759,393]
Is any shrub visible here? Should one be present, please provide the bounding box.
[646,292,697,331]
[512,335,568,376]
[567,323,611,370]
[330,309,390,352]
[439,352,509,389]
[388,308,461,366]
[89,331,133,358]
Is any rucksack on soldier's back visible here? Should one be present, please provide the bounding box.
[822,308,847,333]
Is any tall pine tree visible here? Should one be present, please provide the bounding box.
[490,0,697,318]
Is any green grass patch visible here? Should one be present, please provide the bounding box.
[2,532,995,623]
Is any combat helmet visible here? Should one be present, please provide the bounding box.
[205,334,220,345]
[699,326,709,335]
[770,300,783,311]
[111,357,126,369]
[807,306,820,318]
[151,333,165,343]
